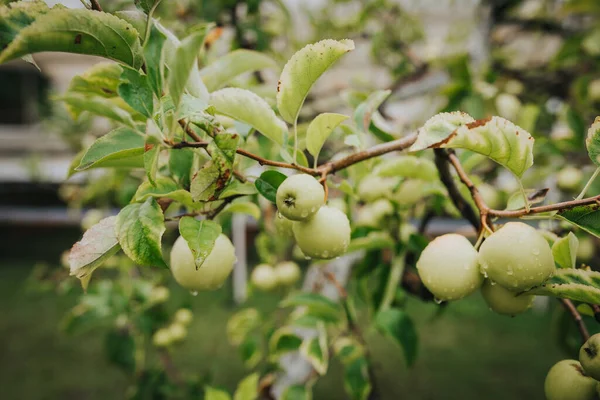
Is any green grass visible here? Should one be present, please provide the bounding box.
[0,254,567,400]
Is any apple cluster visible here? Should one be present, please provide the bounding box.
[275,174,351,260]
[152,308,194,348]
[416,222,556,315]
[544,333,600,400]
[250,261,301,291]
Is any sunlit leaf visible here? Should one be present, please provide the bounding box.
[133,177,198,209]
[306,113,348,160]
[353,90,390,133]
[375,155,437,181]
[269,327,303,359]
[300,324,329,375]
[77,128,144,171]
[227,308,261,346]
[205,387,232,400]
[586,116,600,166]
[552,232,579,269]
[527,268,600,304]
[409,111,474,151]
[233,373,259,400]
[60,93,137,127]
[200,49,278,91]
[220,202,261,220]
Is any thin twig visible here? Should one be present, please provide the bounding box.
[489,194,600,218]
[323,271,347,298]
[434,149,480,232]
[90,0,103,11]
[158,350,182,385]
[592,304,600,324]
[560,299,590,342]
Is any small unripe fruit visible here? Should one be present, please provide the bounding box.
[580,333,600,381]
[480,280,534,316]
[357,176,398,202]
[174,308,193,326]
[276,174,324,221]
[293,206,351,259]
[578,237,595,261]
[544,360,598,400]
[251,264,278,291]
[416,234,483,301]
[170,234,236,291]
[275,261,301,286]
[478,222,555,291]
[149,286,170,304]
[328,198,348,214]
[153,328,172,347]
[81,209,105,230]
[168,323,187,342]
[274,214,294,238]
[557,166,583,192]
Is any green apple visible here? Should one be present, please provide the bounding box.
[478,183,502,210]
[251,263,278,291]
[328,198,348,214]
[149,286,170,304]
[478,222,555,291]
[152,328,172,347]
[170,234,236,291]
[544,359,598,400]
[578,236,595,261]
[276,174,324,221]
[174,308,193,326]
[293,206,351,259]
[580,333,600,380]
[557,166,584,192]
[357,175,398,202]
[416,234,483,301]
[169,323,188,342]
[275,261,301,286]
[480,280,534,316]
[274,213,294,238]
[590,79,600,101]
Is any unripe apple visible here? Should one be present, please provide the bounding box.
[274,213,294,238]
[275,261,301,286]
[276,174,324,221]
[557,166,584,192]
[416,234,483,301]
[152,328,172,347]
[293,206,351,259]
[170,234,236,291]
[251,263,278,291]
[357,175,398,202]
[478,222,555,291]
[589,79,600,101]
[580,333,600,381]
[578,237,595,261]
[174,308,193,326]
[149,286,170,304]
[328,198,348,214]
[544,359,598,400]
[478,183,502,210]
[480,280,534,316]
[169,323,188,342]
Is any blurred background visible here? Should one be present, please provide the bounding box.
[1,0,600,399]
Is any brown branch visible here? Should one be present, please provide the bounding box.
[158,350,182,385]
[560,299,590,343]
[233,170,247,183]
[178,119,202,142]
[323,271,347,298]
[90,0,103,11]
[489,194,600,218]
[434,149,480,232]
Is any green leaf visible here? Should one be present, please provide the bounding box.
[143,24,166,97]
[269,327,303,358]
[169,148,194,187]
[281,385,312,400]
[552,233,579,269]
[167,26,210,109]
[233,373,259,400]
[255,170,287,203]
[239,336,263,369]
[118,67,154,118]
[343,357,372,400]
[505,188,549,211]
[219,181,257,199]
[178,217,222,269]
[558,205,600,239]
[227,308,261,346]
[221,202,261,220]
[412,115,535,178]
[115,198,167,268]
[134,0,162,14]
[347,232,394,253]
[280,292,342,323]
[0,7,143,68]
[277,39,354,124]
[144,138,161,186]
[353,90,390,133]
[300,324,329,375]
[280,385,312,400]
[586,117,600,166]
[190,134,239,201]
[333,337,364,365]
[200,49,278,91]
[60,93,136,127]
[374,155,437,181]
[374,308,418,366]
[113,10,147,38]
[0,1,51,50]
[306,113,348,160]
[409,111,475,150]
[527,268,600,304]
[210,88,287,145]
[191,162,221,201]
[133,177,198,209]
[69,216,120,290]
[77,128,144,171]
[205,387,232,400]
[66,62,122,98]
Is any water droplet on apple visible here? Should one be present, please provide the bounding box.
[434,297,443,304]
[190,290,198,296]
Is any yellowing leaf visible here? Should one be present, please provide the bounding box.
[277,39,354,124]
